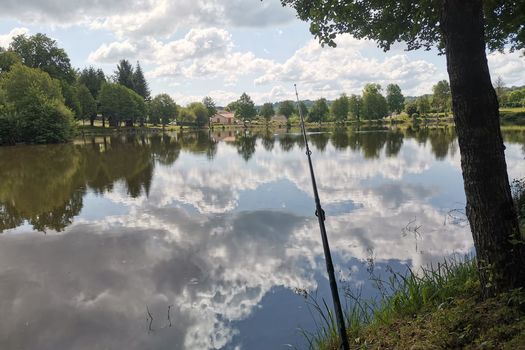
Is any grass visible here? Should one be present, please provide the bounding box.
[302,256,525,350]
[500,107,525,125]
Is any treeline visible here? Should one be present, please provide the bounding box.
[0,33,220,145]
[230,81,453,125]
[494,76,525,108]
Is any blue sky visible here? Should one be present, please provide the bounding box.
[0,0,524,105]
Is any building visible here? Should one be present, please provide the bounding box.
[211,111,236,124]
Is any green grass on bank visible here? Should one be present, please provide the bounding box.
[305,257,525,350]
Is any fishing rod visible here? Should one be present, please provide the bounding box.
[294,84,350,350]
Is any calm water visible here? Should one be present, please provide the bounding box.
[1,126,524,349]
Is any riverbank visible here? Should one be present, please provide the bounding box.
[314,258,525,350]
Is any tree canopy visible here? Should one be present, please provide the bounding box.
[432,80,451,115]
[132,61,150,100]
[331,94,349,122]
[149,94,178,126]
[78,66,106,99]
[115,59,134,90]
[362,83,388,120]
[386,84,405,114]
[278,100,296,120]
[9,33,75,83]
[280,0,525,52]
[308,98,328,123]
[0,64,75,144]
[260,102,275,123]
[234,93,257,121]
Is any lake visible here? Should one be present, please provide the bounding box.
[0,126,524,349]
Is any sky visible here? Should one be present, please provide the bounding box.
[0,0,524,106]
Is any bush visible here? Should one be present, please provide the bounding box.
[0,64,75,144]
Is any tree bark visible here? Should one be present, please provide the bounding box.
[441,0,525,297]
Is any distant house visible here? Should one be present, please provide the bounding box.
[211,111,236,124]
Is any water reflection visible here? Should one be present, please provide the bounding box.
[0,126,524,349]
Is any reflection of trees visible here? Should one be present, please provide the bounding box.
[385,130,404,157]
[279,134,296,152]
[0,134,183,233]
[331,128,349,150]
[310,132,330,153]
[234,132,257,161]
[428,127,456,160]
[261,131,275,152]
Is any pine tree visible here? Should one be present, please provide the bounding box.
[115,59,134,90]
[133,61,150,100]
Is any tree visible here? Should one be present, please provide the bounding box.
[132,61,150,100]
[9,33,75,83]
[61,82,81,118]
[115,59,134,90]
[348,94,362,121]
[0,51,21,73]
[405,101,418,117]
[386,84,405,114]
[99,83,143,127]
[260,102,275,125]
[362,84,388,120]
[308,98,329,123]
[331,93,349,122]
[507,89,525,108]
[432,80,451,116]
[417,96,431,117]
[493,76,506,105]
[76,84,97,126]
[234,93,257,122]
[190,102,209,127]
[298,101,309,120]
[225,101,239,112]
[0,64,75,144]
[78,66,106,99]
[278,100,296,122]
[149,94,178,127]
[282,0,525,296]
[202,96,217,118]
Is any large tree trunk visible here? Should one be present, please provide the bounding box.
[441,0,525,297]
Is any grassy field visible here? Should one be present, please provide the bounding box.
[306,257,525,350]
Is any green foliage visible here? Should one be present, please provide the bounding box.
[10,33,75,83]
[362,83,388,120]
[202,96,217,118]
[330,93,349,122]
[76,84,97,122]
[0,51,21,73]
[0,64,74,144]
[115,59,134,90]
[348,94,362,121]
[149,94,178,126]
[234,93,257,121]
[61,81,81,118]
[507,88,525,108]
[178,108,195,124]
[225,101,239,112]
[417,96,431,116]
[259,102,275,123]
[298,101,309,119]
[99,83,144,127]
[386,84,404,114]
[432,80,451,115]
[189,102,209,126]
[405,101,418,116]
[309,98,329,123]
[78,66,106,99]
[278,100,296,120]
[280,0,525,52]
[132,61,150,100]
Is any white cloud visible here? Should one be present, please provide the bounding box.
[488,50,525,86]
[0,27,29,48]
[88,40,137,63]
[1,0,294,35]
[254,35,444,98]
